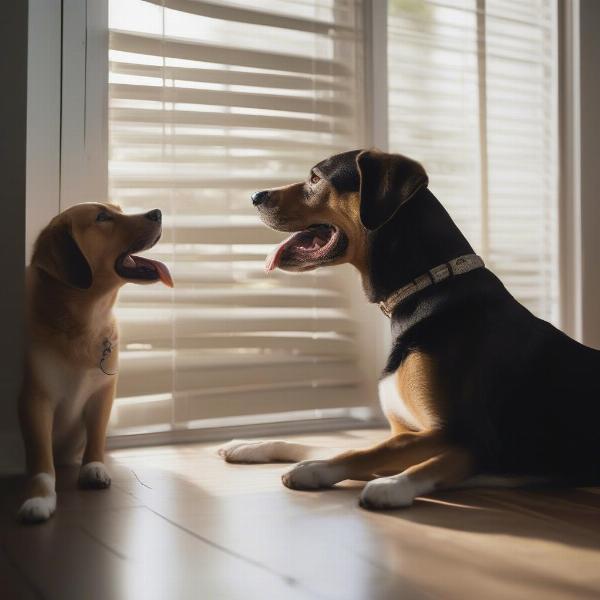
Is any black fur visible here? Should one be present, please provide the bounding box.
[365,187,473,302]
[313,149,362,193]
[322,150,600,485]
[383,268,600,484]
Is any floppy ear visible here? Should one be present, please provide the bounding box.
[357,150,428,230]
[32,220,93,289]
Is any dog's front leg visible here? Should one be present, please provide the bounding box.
[359,447,475,509]
[18,392,56,523]
[281,430,447,491]
[79,381,115,489]
[218,439,344,464]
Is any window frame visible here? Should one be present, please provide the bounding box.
[557,0,600,347]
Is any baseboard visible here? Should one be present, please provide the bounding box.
[107,411,387,451]
[0,432,25,476]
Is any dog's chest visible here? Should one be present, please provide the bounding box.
[32,346,110,428]
[379,351,443,432]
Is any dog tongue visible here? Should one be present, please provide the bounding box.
[264,232,302,272]
[152,260,174,288]
[264,243,286,273]
[131,255,174,287]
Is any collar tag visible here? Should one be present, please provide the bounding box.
[99,338,118,376]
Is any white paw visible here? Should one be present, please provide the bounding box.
[281,460,345,490]
[18,495,57,523]
[79,461,111,489]
[219,439,287,463]
[359,474,416,510]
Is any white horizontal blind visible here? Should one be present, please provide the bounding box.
[388,0,558,322]
[107,0,367,434]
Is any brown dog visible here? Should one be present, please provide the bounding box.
[220,149,600,509]
[18,203,172,523]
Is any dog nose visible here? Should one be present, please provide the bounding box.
[145,209,162,223]
[251,190,269,206]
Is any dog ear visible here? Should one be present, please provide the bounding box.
[357,150,428,231]
[32,219,93,289]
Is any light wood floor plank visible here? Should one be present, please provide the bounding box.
[2,429,600,600]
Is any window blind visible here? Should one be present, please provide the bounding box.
[388,0,558,322]
[107,0,368,435]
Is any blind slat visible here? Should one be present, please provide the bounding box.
[110,30,352,75]
[110,132,344,151]
[110,83,353,116]
[110,61,350,90]
[110,107,345,133]
[143,0,353,35]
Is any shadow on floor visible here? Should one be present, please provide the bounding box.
[356,484,600,550]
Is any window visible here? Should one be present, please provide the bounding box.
[107,0,380,437]
[99,0,560,441]
[388,0,558,323]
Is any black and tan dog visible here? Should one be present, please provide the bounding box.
[220,149,600,510]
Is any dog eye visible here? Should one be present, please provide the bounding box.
[96,211,112,222]
[310,172,321,185]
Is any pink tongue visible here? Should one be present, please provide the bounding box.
[264,233,299,273]
[153,260,174,288]
[142,257,174,287]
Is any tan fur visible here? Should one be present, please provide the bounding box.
[299,355,454,484]
[262,183,369,276]
[229,152,477,504]
[395,351,444,431]
[18,202,164,522]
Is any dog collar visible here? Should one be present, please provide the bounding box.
[379,254,485,318]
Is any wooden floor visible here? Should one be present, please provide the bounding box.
[2,429,600,600]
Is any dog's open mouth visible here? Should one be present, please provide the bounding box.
[115,235,173,287]
[265,224,348,272]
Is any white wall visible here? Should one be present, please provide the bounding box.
[25,0,61,262]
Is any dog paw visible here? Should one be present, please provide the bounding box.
[281,460,345,490]
[79,461,111,489]
[359,474,416,510]
[18,495,57,523]
[219,439,287,463]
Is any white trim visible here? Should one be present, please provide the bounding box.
[363,0,388,151]
[558,0,582,341]
[85,0,109,203]
[60,0,87,209]
[107,412,385,451]
[475,0,489,261]
[60,0,108,209]
[26,0,62,261]
[577,0,600,350]
[362,0,391,400]
[558,0,600,348]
